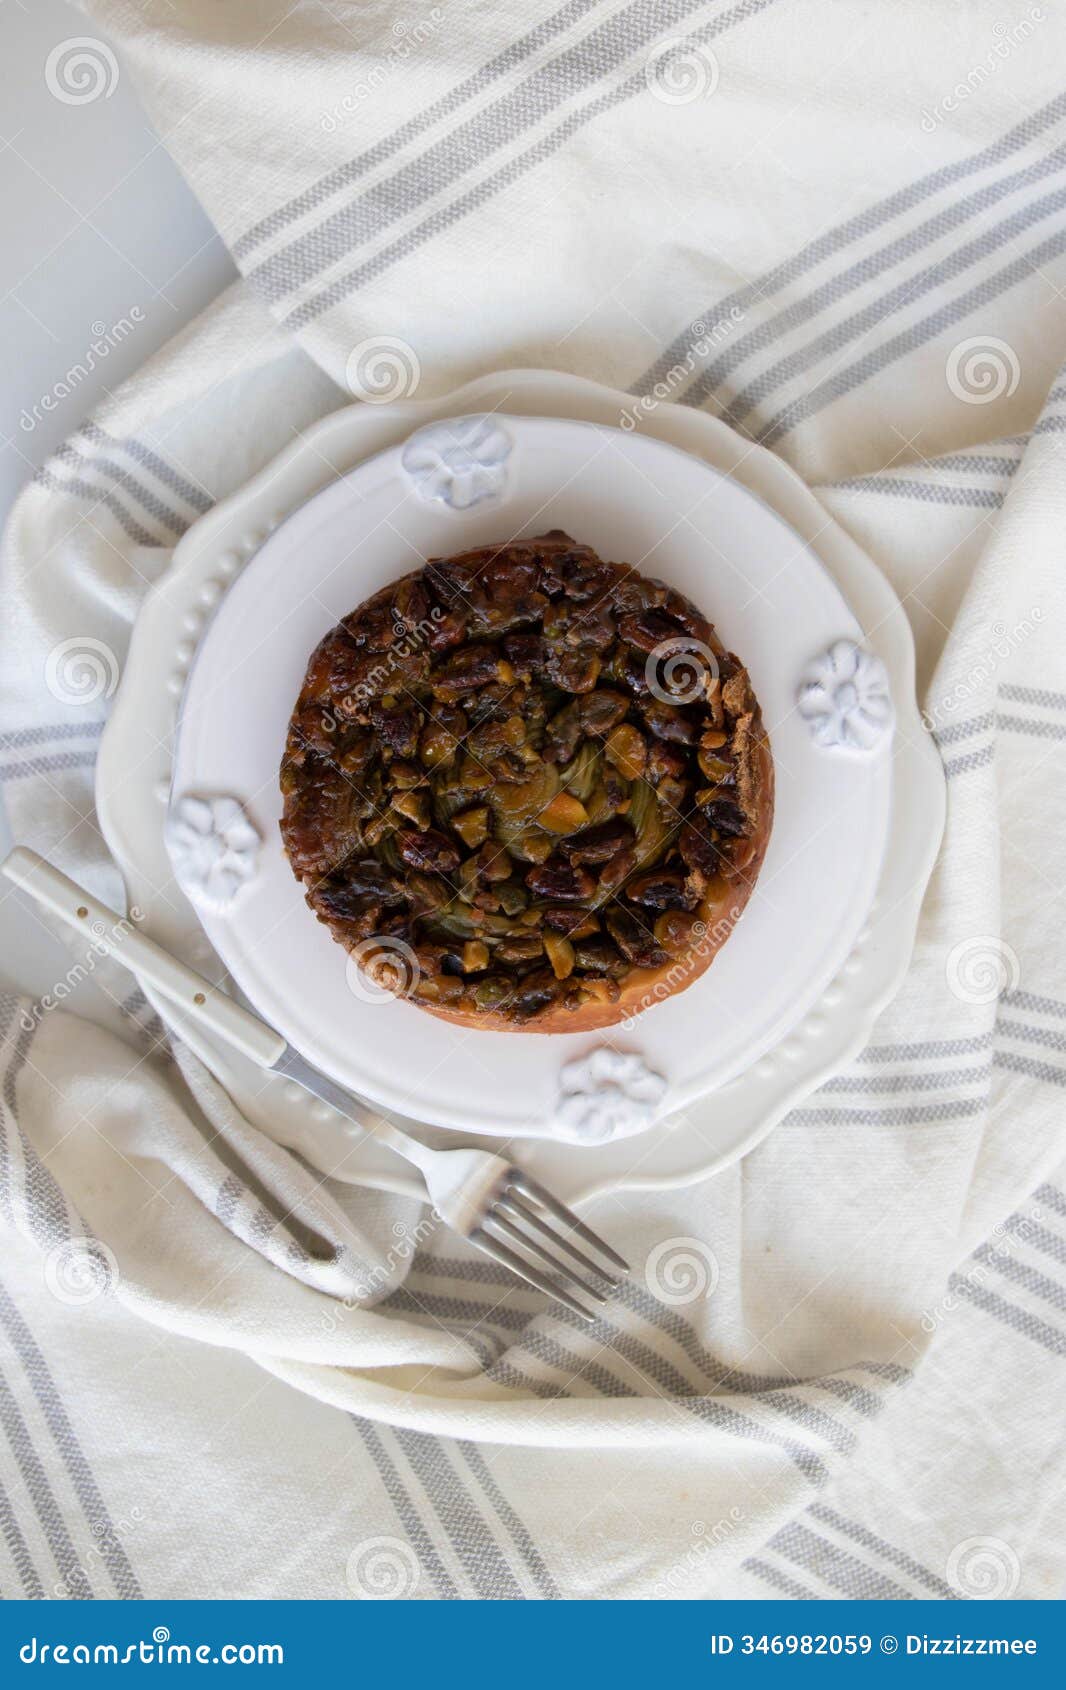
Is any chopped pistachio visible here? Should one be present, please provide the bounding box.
[605,723,647,781]
[544,932,576,979]
[476,842,513,883]
[539,792,591,834]
[391,789,431,829]
[452,806,490,849]
[514,828,554,863]
[502,715,526,747]
[698,750,733,783]
[496,934,544,964]
[496,880,529,915]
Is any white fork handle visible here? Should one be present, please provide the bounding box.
[2,847,285,1068]
[3,848,444,1177]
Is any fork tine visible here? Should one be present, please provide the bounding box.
[498,1191,623,1287]
[487,1207,609,1305]
[508,1173,630,1274]
[469,1227,598,1321]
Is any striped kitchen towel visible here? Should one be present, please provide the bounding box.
[0,0,1063,1597]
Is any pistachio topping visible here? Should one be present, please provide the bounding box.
[280,531,768,1024]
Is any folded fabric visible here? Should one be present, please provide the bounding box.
[0,0,1063,1598]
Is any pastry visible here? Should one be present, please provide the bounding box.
[279,531,773,1031]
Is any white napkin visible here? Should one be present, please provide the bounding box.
[0,0,1064,1599]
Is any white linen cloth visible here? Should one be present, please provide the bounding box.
[1,0,1065,1599]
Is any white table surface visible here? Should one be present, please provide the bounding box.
[0,0,234,1002]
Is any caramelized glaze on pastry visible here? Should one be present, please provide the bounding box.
[280,532,773,1031]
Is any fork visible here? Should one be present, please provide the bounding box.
[2,847,628,1320]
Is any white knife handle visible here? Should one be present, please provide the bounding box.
[2,847,285,1069]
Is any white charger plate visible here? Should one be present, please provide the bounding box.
[97,369,944,1203]
[168,413,888,1141]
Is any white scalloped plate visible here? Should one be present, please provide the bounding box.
[167,414,889,1140]
[96,371,944,1204]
